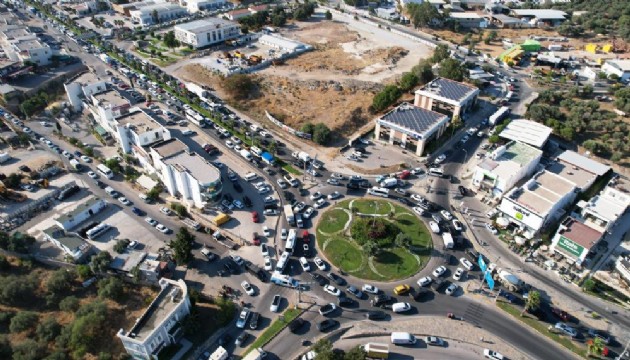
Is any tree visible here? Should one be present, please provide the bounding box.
[75,264,92,280]
[9,311,39,334]
[398,72,419,92]
[147,185,162,202]
[89,251,112,275]
[372,85,402,112]
[271,13,287,27]
[97,277,124,301]
[294,3,316,21]
[431,44,450,64]
[170,227,195,265]
[406,2,440,29]
[163,30,178,49]
[221,74,257,100]
[325,10,332,20]
[614,88,630,113]
[0,255,9,271]
[411,60,435,85]
[344,346,367,360]
[0,336,11,359]
[170,202,189,217]
[46,268,76,296]
[36,317,61,342]
[11,339,45,360]
[395,233,411,248]
[104,158,122,174]
[521,290,541,316]
[438,58,467,82]
[59,296,80,312]
[268,140,278,155]
[484,30,497,44]
[312,338,334,359]
[312,123,331,145]
[362,240,379,257]
[557,22,584,37]
[113,239,130,254]
[587,337,605,356]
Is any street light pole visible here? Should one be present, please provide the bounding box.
[462,148,468,163]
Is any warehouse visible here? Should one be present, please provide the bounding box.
[174,19,241,49]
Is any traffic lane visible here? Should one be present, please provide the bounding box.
[334,335,476,360]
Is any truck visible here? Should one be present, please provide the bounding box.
[181,218,201,231]
[284,204,295,226]
[0,152,11,164]
[211,213,230,227]
[292,151,311,163]
[240,149,253,161]
[212,230,237,250]
[488,106,510,126]
[99,54,112,64]
[270,272,299,288]
[261,152,275,166]
[361,343,389,359]
[245,261,267,281]
[185,82,209,100]
[242,348,268,360]
[208,346,228,360]
[442,232,454,249]
[69,159,82,171]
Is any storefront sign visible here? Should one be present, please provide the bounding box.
[557,236,585,258]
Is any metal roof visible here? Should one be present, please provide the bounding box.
[512,9,567,20]
[499,119,552,148]
[557,150,610,176]
[378,103,449,138]
[416,78,479,103]
[175,18,237,34]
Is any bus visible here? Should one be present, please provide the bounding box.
[185,109,206,127]
[275,252,289,273]
[367,187,389,198]
[270,272,299,288]
[285,229,297,254]
[96,164,114,179]
[488,106,511,126]
[86,223,111,239]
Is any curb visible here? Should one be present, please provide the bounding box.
[293,326,353,360]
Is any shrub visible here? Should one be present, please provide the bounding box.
[350,218,396,247]
[9,312,39,334]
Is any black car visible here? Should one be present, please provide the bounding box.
[397,197,413,206]
[233,182,243,193]
[347,286,364,299]
[371,294,393,307]
[284,191,294,202]
[235,332,249,347]
[288,318,306,333]
[217,334,232,346]
[358,181,371,189]
[337,297,355,307]
[249,312,259,330]
[317,319,338,332]
[465,248,479,263]
[223,261,239,274]
[223,193,234,202]
[346,182,360,190]
[243,196,253,207]
[94,179,105,188]
[458,185,467,196]
[327,272,345,286]
[18,165,31,172]
[310,273,327,286]
[365,310,387,320]
[413,287,431,302]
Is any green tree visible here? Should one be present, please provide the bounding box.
[0,275,37,306]
[0,336,11,359]
[411,60,435,85]
[344,346,367,360]
[313,338,334,359]
[221,74,257,100]
[484,30,497,44]
[4,173,22,189]
[395,233,411,248]
[11,339,45,360]
[97,277,124,301]
[163,30,179,49]
[0,255,9,271]
[36,317,61,342]
[325,10,332,20]
[614,88,630,113]
[521,290,541,316]
[372,85,402,112]
[406,2,440,29]
[113,239,130,254]
[75,264,92,280]
[9,312,39,334]
[146,185,162,202]
[89,251,112,275]
[46,268,76,296]
[362,240,379,257]
[301,122,315,135]
[398,72,419,92]
[587,337,605,356]
[438,58,467,82]
[312,123,331,145]
[59,296,80,312]
[431,44,450,64]
[271,13,287,27]
[104,158,122,174]
[170,227,195,265]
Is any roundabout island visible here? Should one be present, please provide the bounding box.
[316,198,433,281]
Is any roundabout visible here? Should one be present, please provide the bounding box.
[316,198,433,281]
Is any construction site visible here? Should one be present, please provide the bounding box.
[173,12,434,142]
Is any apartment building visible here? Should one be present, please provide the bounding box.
[174,18,240,49]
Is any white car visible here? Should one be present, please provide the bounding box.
[182,129,195,136]
[303,207,315,219]
[280,228,288,240]
[445,283,458,296]
[277,179,288,189]
[80,155,92,163]
[160,207,172,216]
[314,198,326,209]
[485,223,498,235]
[314,257,326,271]
[327,191,341,200]
[429,221,441,234]
[261,244,270,257]
[299,257,310,272]
[310,192,323,201]
[554,322,577,338]
[118,197,131,206]
[452,220,463,232]
[453,268,464,281]
[432,266,447,277]
[264,257,273,271]
[259,130,270,137]
[411,194,426,203]
[156,224,170,234]
[225,140,234,148]
[459,258,474,271]
[323,285,341,297]
[230,136,241,145]
[483,349,505,360]
[392,302,412,313]
[417,276,432,287]
[440,210,453,221]
[241,281,255,296]
[434,154,446,164]
[412,207,425,216]
[270,295,281,312]
[262,226,271,237]
[234,145,242,152]
[145,217,158,226]
[362,284,379,294]
[264,209,279,216]
[307,168,319,177]
[87,171,98,179]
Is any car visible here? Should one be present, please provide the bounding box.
[445,283,458,296]
[417,276,432,287]
[263,196,276,204]
[233,182,243,193]
[236,308,251,328]
[270,295,281,312]
[371,294,392,307]
[314,198,326,209]
[452,267,464,281]
[303,207,315,219]
[280,228,288,240]
[87,171,98,179]
[485,223,498,234]
[249,312,259,330]
[425,336,444,346]
[251,211,259,223]
[182,129,195,136]
[432,266,447,277]
[62,151,73,159]
[241,281,255,296]
[391,302,412,313]
[486,208,498,218]
[131,207,144,216]
[310,272,327,286]
[440,210,453,221]
[299,257,311,272]
[294,201,307,212]
[554,322,577,338]
[327,178,341,186]
[459,258,474,271]
[347,286,364,299]
[307,168,319,177]
[434,154,446,164]
[393,284,411,295]
[319,303,337,316]
[317,319,338,332]
[225,140,234,148]
[452,220,463,232]
[327,272,345,286]
[160,207,172,215]
[551,307,570,322]
[362,284,379,294]
[310,191,323,201]
[483,349,505,360]
[588,329,611,345]
[156,224,170,234]
[145,217,158,226]
[412,206,425,216]
[260,244,270,257]
[288,318,306,333]
[230,255,244,266]
[126,240,139,250]
[323,285,341,297]
[277,179,288,189]
[118,197,131,206]
[338,296,355,307]
[365,310,387,320]
[410,194,426,203]
[80,155,92,163]
[331,173,346,180]
[314,257,327,271]
[327,191,342,200]
[262,226,271,237]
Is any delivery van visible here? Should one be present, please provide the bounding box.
[390,332,417,345]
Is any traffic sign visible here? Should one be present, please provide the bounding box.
[478,255,487,272]
[485,272,495,290]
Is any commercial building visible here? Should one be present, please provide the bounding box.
[6,38,52,65]
[258,34,310,52]
[549,217,603,265]
[472,141,542,197]
[548,150,611,193]
[399,0,444,10]
[179,0,226,13]
[510,9,568,27]
[498,119,552,149]
[129,3,187,26]
[449,12,488,28]
[115,110,172,155]
[86,89,132,134]
[601,60,630,82]
[64,71,109,112]
[117,279,191,360]
[150,139,222,208]
[573,175,630,233]
[226,8,252,21]
[375,102,449,156]
[414,77,479,119]
[55,197,108,230]
[42,226,93,262]
[174,19,240,49]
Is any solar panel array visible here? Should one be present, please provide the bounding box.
[380,103,448,136]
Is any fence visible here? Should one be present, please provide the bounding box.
[265,111,312,140]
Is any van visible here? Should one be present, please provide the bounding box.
[244,172,258,181]
[391,302,411,313]
[390,332,416,345]
[379,178,398,188]
[428,167,444,177]
[105,186,117,196]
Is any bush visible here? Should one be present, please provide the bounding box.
[113,239,130,254]
[350,218,396,247]
[220,74,257,100]
[372,85,402,113]
[59,296,80,312]
[97,277,124,302]
[9,312,39,334]
[170,202,188,217]
[46,269,76,296]
[312,123,331,145]
[11,339,45,360]
[398,72,419,92]
[36,317,61,342]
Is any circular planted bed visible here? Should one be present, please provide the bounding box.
[316,199,432,281]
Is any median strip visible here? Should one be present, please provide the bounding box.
[243,308,303,356]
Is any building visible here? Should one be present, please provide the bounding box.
[150,139,222,208]
[498,170,578,238]
[226,8,252,21]
[258,34,310,52]
[42,226,93,262]
[601,60,630,82]
[376,7,399,21]
[374,102,450,156]
[6,38,52,65]
[414,77,479,119]
[129,3,187,26]
[117,279,191,360]
[86,89,132,133]
[487,14,525,28]
[179,0,226,13]
[498,119,552,149]
[114,110,171,155]
[473,141,543,197]
[510,9,568,27]
[449,12,488,28]
[64,72,109,112]
[399,0,445,10]
[174,19,240,49]
[573,175,630,233]
[113,0,163,16]
[615,255,630,284]
[548,150,611,192]
[55,197,108,230]
[549,217,603,265]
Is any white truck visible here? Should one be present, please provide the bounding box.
[292,151,311,163]
[240,149,253,161]
[0,152,11,164]
[442,232,454,249]
[242,348,267,360]
[208,346,228,360]
[185,82,209,100]
[361,343,389,359]
[284,204,295,226]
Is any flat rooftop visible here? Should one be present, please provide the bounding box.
[450,12,484,19]
[548,159,599,190]
[163,152,221,185]
[127,281,184,340]
[479,141,542,179]
[55,196,104,226]
[93,90,130,108]
[175,18,237,34]
[512,9,568,20]
[508,170,575,216]
[152,138,187,158]
[416,77,479,103]
[1,27,33,40]
[557,218,602,250]
[13,38,48,51]
[43,226,87,251]
[378,102,448,138]
[117,110,162,133]
[499,119,552,148]
[556,150,610,176]
[605,60,630,72]
[133,3,185,15]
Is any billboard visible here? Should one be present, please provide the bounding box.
[557,235,585,258]
[485,272,495,290]
[478,255,487,273]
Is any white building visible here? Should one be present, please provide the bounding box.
[150,139,222,208]
[86,89,132,133]
[174,19,240,49]
[573,175,630,233]
[7,38,52,65]
[449,12,488,28]
[615,255,630,284]
[473,141,542,197]
[64,72,109,111]
[601,60,630,82]
[179,0,226,13]
[414,77,480,119]
[258,34,310,52]
[374,102,450,156]
[376,7,400,21]
[510,9,568,26]
[117,279,191,360]
[55,197,108,230]
[114,110,171,155]
[130,3,187,26]
[550,217,603,265]
[498,119,552,149]
[399,0,445,10]
[549,150,611,193]
[42,226,93,262]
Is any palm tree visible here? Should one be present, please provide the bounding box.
[521,290,541,316]
[587,337,605,356]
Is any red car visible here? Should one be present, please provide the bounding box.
[251,211,259,223]
[302,230,309,243]
[252,232,261,245]
[397,170,411,180]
